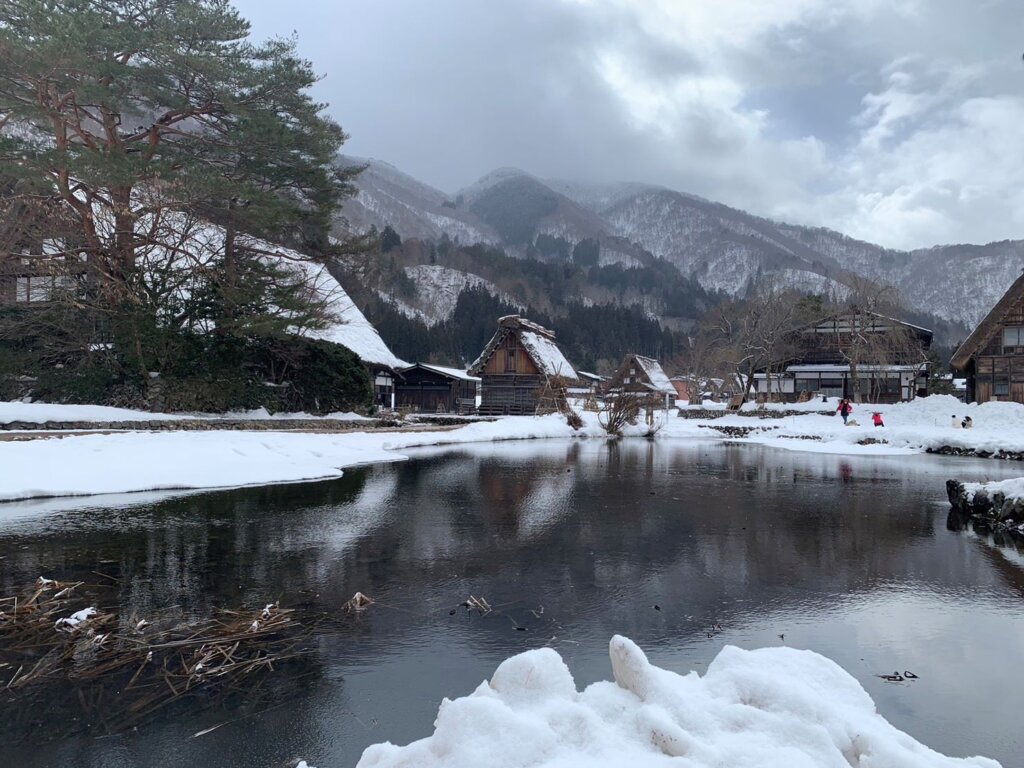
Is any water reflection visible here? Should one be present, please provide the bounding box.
[1,441,1023,767]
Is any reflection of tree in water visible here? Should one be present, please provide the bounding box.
[1,443,1020,757]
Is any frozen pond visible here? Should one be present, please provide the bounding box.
[2,440,1023,767]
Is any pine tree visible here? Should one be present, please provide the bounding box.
[0,0,351,312]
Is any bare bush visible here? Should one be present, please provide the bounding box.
[599,393,641,436]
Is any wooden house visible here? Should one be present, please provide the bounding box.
[752,311,931,403]
[469,315,578,415]
[951,272,1024,403]
[395,363,480,414]
[609,354,677,408]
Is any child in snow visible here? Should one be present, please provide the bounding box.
[962,416,974,429]
[836,398,853,425]
[872,412,884,428]
[951,415,961,429]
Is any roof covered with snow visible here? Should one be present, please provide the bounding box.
[469,316,578,381]
[633,355,675,395]
[401,363,480,382]
[786,364,926,373]
[519,331,578,380]
[291,261,408,370]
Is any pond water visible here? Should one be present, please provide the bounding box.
[2,440,1024,767]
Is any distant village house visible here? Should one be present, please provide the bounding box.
[608,354,676,408]
[395,363,480,414]
[469,315,578,415]
[753,311,931,403]
[952,272,1024,403]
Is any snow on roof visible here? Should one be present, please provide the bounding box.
[67,205,407,372]
[402,363,480,382]
[302,263,408,369]
[633,355,674,395]
[786,364,925,373]
[577,371,605,382]
[469,316,578,381]
[519,330,579,381]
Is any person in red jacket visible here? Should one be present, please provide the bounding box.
[872,411,885,428]
[836,398,853,424]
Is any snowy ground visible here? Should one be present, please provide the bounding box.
[356,635,1000,768]
[671,395,1024,456]
[2,394,1023,503]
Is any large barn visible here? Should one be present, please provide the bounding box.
[469,315,578,415]
[952,272,1024,404]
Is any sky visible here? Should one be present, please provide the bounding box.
[232,0,1024,251]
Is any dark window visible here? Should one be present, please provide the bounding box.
[794,377,817,392]
[1003,327,1024,354]
[505,349,516,372]
[995,376,1010,396]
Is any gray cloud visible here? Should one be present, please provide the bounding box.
[233,0,1024,249]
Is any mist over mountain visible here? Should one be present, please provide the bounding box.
[334,156,1023,365]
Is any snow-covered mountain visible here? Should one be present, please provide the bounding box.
[379,264,521,327]
[337,158,1024,329]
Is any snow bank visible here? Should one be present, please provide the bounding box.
[0,415,591,502]
[962,476,1024,502]
[358,636,999,768]
[668,395,1024,458]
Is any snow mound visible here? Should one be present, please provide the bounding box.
[358,635,1000,768]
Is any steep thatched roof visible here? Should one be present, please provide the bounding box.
[468,315,578,380]
[951,272,1024,371]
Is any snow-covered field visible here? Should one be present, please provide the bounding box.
[2,394,1024,503]
[0,414,587,502]
[672,395,1024,456]
[356,635,999,768]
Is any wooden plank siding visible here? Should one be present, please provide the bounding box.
[481,335,540,376]
[395,366,478,413]
[478,335,544,414]
[960,291,1024,404]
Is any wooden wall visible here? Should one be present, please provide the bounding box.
[481,332,540,376]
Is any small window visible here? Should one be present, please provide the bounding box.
[1004,327,1024,353]
[505,349,516,372]
[995,376,1010,396]
[623,377,631,385]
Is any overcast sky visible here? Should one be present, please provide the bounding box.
[233,0,1024,250]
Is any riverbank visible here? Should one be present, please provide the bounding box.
[3,394,1024,503]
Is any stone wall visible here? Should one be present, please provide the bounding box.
[946,479,1024,536]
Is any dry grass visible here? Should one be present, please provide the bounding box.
[0,577,313,739]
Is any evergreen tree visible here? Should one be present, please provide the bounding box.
[0,0,350,310]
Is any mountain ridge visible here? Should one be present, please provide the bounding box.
[335,156,1023,331]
